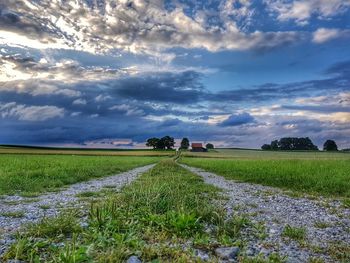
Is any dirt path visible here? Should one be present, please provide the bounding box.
[0,164,155,256]
[181,164,350,263]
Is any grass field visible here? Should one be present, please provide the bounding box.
[3,160,270,262]
[181,150,350,197]
[183,148,350,160]
[0,155,161,195]
[0,146,174,157]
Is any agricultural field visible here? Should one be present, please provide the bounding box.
[0,146,174,157]
[181,152,350,197]
[0,154,161,195]
[183,148,350,160]
[1,150,350,262]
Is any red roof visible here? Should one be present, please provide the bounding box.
[191,143,203,148]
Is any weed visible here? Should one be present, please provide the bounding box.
[327,242,350,262]
[242,252,287,263]
[314,221,330,229]
[38,204,51,210]
[282,225,306,241]
[76,191,101,198]
[1,211,25,218]
[342,198,350,208]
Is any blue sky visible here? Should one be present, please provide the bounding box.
[0,0,350,148]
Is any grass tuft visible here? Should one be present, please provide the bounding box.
[282,225,306,241]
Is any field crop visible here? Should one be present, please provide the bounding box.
[0,155,160,195]
[181,157,350,197]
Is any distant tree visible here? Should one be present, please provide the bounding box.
[160,136,175,149]
[264,137,318,151]
[261,144,271,150]
[206,143,214,149]
[146,137,160,149]
[270,140,279,150]
[180,138,190,150]
[323,140,338,151]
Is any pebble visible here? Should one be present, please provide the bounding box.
[215,247,240,260]
[127,256,142,263]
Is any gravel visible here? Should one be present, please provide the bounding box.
[181,164,350,263]
[0,164,155,256]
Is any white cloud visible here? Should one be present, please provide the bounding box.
[72,98,87,105]
[265,0,350,25]
[0,102,64,121]
[109,104,144,116]
[1,0,302,57]
[312,28,350,43]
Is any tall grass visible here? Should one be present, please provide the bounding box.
[0,155,160,195]
[181,158,350,197]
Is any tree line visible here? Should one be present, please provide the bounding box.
[261,137,338,151]
[146,136,214,150]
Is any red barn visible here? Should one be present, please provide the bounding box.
[191,143,207,152]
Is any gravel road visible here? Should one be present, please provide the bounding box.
[181,164,350,263]
[0,164,155,256]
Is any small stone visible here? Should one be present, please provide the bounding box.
[127,256,142,263]
[195,249,210,261]
[215,247,240,260]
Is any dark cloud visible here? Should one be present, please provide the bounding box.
[110,71,205,104]
[325,60,350,76]
[218,113,255,127]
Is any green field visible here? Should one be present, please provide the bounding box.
[181,149,350,197]
[0,146,174,157]
[0,155,161,195]
[3,160,256,262]
[183,148,350,160]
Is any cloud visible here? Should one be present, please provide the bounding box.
[312,28,350,43]
[72,99,87,105]
[0,0,303,57]
[218,112,255,126]
[110,71,205,104]
[265,0,350,25]
[0,102,64,121]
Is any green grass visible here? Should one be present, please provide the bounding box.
[183,148,350,160]
[180,157,350,197]
[282,225,306,241]
[1,211,25,218]
[3,160,257,262]
[0,155,160,195]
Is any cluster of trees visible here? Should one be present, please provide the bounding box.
[146,136,215,150]
[262,137,339,151]
[179,138,214,150]
[261,137,318,151]
[146,136,175,150]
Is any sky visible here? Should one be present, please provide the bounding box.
[0,0,350,149]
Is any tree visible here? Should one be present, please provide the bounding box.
[323,140,338,151]
[264,137,318,151]
[146,138,160,149]
[270,140,279,150]
[206,143,214,149]
[261,144,271,150]
[160,136,175,149]
[180,138,190,150]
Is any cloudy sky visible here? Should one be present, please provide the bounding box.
[0,0,350,148]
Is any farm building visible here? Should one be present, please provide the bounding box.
[191,143,207,152]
